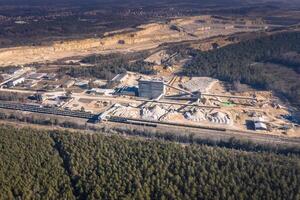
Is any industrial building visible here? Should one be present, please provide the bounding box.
[253,117,268,131]
[7,77,25,87]
[254,122,267,130]
[88,88,114,96]
[116,86,138,96]
[74,80,89,88]
[138,79,165,99]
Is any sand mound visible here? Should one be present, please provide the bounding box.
[184,108,206,122]
[141,105,168,120]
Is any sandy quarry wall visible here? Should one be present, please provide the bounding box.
[0,15,266,67]
[0,22,190,67]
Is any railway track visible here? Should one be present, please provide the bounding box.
[109,116,226,131]
[108,116,300,146]
[0,100,97,120]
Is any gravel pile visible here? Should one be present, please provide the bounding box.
[185,109,232,125]
[184,108,206,122]
[208,111,231,124]
[111,105,140,118]
[182,77,217,93]
[141,105,167,120]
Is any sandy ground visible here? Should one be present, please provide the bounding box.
[63,97,111,114]
[208,81,299,136]
[0,15,269,67]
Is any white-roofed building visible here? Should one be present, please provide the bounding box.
[254,122,267,130]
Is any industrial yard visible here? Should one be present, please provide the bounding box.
[0,63,298,137]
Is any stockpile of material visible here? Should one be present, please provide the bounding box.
[160,111,184,122]
[141,105,167,120]
[184,109,232,125]
[208,111,231,125]
[182,77,217,93]
[111,105,140,118]
[184,108,206,122]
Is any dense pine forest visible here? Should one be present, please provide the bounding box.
[0,127,74,199]
[183,31,300,107]
[0,125,299,199]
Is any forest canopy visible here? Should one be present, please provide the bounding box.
[0,125,299,200]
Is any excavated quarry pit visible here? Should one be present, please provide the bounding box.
[0,23,190,67]
[0,15,268,67]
